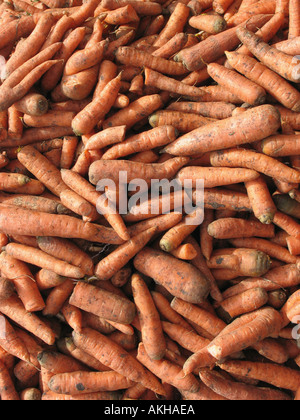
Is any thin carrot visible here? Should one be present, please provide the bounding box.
[163,105,281,156]
[166,101,236,120]
[0,359,19,400]
[0,314,30,362]
[43,279,75,317]
[288,0,300,39]
[131,273,166,360]
[95,227,157,281]
[72,327,167,396]
[149,110,213,133]
[227,0,276,26]
[219,359,300,392]
[209,148,300,184]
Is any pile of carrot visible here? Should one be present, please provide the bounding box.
[0,0,300,402]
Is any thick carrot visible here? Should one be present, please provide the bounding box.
[37,349,87,374]
[14,92,49,116]
[131,273,166,360]
[5,242,85,279]
[173,14,271,71]
[95,227,157,281]
[35,269,66,291]
[208,62,267,106]
[0,251,45,312]
[207,217,275,239]
[219,360,300,392]
[133,247,210,304]
[166,101,236,119]
[244,175,277,224]
[88,156,189,188]
[207,307,284,360]
[0,193,69,214]
[209,148,300,184]
[64,40,107,77]
[71,72,122,135]
[163,105,281,156]
[200,369,292,400]
[69,281,136,325]
[36,236,94,276]
[190,13,227,34]
[72,327,166,396]
[0,294,56,345]
[84,126,126,151]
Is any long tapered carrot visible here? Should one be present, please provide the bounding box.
[163,105,281,156]
[209,148,300,184]
[95,227,157,281]
[0,251,45,312]
[200,369,292,400]
[72,327,167,396]
[0,205,124,244]
[4,242,85,279]
[131,273,166,360]
[219,360,300,392]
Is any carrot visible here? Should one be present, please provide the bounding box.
[207,247,271,277]
[173,14,271,71]
[4,13,55,80]
[137,342,200,393]
[158,208,204,253]
[60,189,99,222]
[209,148,300,184]
[200,187,252,212]
[64,40,107,76]
[88,156,189,188]
[207,62,267,106]
[20,388,41,401]
[84,126,126,151]
[60,169,129,241]
[17,145,70,197]
[0,294,56,345]
[60,136,78,169]
[43,279,75,317]
[72,327,166,396]
[225,52,300,112]
[71,72,122,136]
[163,105,281,156]
[115,46,188,76]
[166,101,236,120]
[69,281,136,325]
[37,349,87,374]
[49,370,134,395]
[151,32,188,59]
[273,211,300,238]
[0,59,61,112]
[36,236,94,276]
[40,27,87,93]
[261,134,300,157]
[0,359,19,400]
[0,173,30,191]
[190,13,227,34]
[170,243,198,260]
[288,0,300,39]
[272,194,300,219]
[0,251,45,312]
[4,242,85,279]
[229,237,297,264]
[236,26,300,83]
[102,93,164,130]
[219,359,300,392]
[227,0,276,26]
[35,269,66,291]
[244,175,277,224]
[200,369,292,400]
[273,37,300,56]
[215,287,269,320]
[207,307,284,360]
[149,110,213,134]
[0,277,15,301]
[0,193,69,215]
[13,92,49,116]
[207,217,275,239]
[213,0,235,13]
[40,15,75,51]
[0,314,30,362]
[131,273,166,360]
[133,247,210,304]
[95,227,157,281]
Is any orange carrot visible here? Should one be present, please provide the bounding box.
[0,314,30,362]
[166,101,236,119]
[0,359,19,400]
[131,273,166,360]
[163,105,281,156]
[43,279,75,317]
[244,175,277,224]
[64,40,107,76]
[190,13,227,34]
[95,227,157,281]
[84,126,126,151]
[288,0,300,39]
[0,251,45,312]
[35,269,66,291]
[14,92,49,116]
[149,110,213,134]
[134,247,210,304]
[72,327,166,396]
[207,217,275,239]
